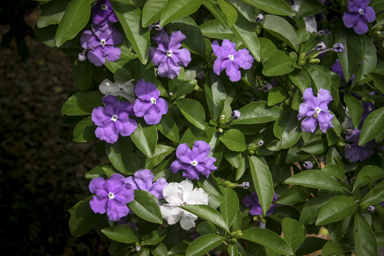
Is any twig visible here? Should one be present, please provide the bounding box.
[312,154,322,169]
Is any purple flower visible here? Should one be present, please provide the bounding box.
[91,95,137,144]
[89,173,134,221]
[256,14,264,22]
[133,80,168,125]
[298,88,334,133]
[316,42,326,50]
[211,40,254,82]
[303,161,313,169]
[170,140,218,180]
[80,22,122,66]
[345,129,383,162]
[149,30,191,79]
[331,59,346,82]
[124,169,168,199]
[343,0,376,35]
[231,110,241,120]
[91,0,118,25]
[333,43,344,53]
[361,102,374,123]
[243,192,278,216]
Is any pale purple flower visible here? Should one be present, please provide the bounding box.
[80,22,122,66]
[170,140,217,180]
[91,95,137,144]
[331,59,346,82]
[124,169,168,199]
[258,140,264,146]
[333,43,344,53]
[298,88,334,133]
[242,182,250,189]
[367,206,375,212]
[303,161,313,169]
[133,80,168,125]
[256,14,264,22]
[316,42,326,50]
[243,192,278,216]
[345,129,383,162]
[211,39,254,82]
[343,0,376,35]
[149,30,191,79]
[89,173,134,221]
[91,0,118,25]
[231,110,241,120]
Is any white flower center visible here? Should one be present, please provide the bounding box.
[101,4,108,11]
[108,192,115,199]
[120,87,124,91]
[359,8,364,15]
[191,160,198,166]
[100,39,106,46]
[183,202,187,205]
[315,107,321,114]
[111,115,118,122]
[151,97,157,104]
[167,50,172,57]
[228,55,234,61]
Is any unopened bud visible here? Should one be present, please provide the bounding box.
[316,42,326,50]
[218,128,223,133]
[78,53,86,61]
[256,14,264,23]
[258,140,264,146]
[368,206,376,212]
[258,222,266,228]
[262,83,273,92]
[333,43,344,53]
[168,92,174,97]
[303,161,313,170]
[308,58,320,64]
[231,110,241,120]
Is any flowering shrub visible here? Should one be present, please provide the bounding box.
[36,0,384,255]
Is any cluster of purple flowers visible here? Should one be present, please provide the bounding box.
[91,80,168,144]
[343,0,376,35]
[80,0,122,66]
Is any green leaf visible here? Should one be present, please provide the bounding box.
[359,107,384,145]
[353,165,384,192]
[242,228,294,255]
[110,1,150,64]
[282,218,305,251]
[321,164,345,181]
[344,94,363,129]
[356,35,377,84]
[144,144,175,170]
[239,0,295,16]
[249,156,274,215]
[230,13,260,61]
[73,116,96,142]
[368,72,384,94]
[129,190,163,224]
[233,101,282,125]
[72,59,92,91]
[105,136,133,174]
[186,234,226,256]
[156,114,180,143]
[289,69,311,93]
[197,175,223,197]
[34,25,58,47]
[181,205,229,232]
[220,129,247,152]
[199,19,236,40]
[321,240,351,256]
[276,185,309,204]
[260,15,298,51]
[263,50,294,76]
[175,98,206,130]
[55,0,90,47]
[131,123,158,157]
[376,232,384,247]
[220,188,239,228]
[259,37,278,64]
[228,243,239,256]
[218,0,238,28]
[160,0,205,26]
[316,196,358,225]
[300,138,327,154]
[203,1,227,28]
[362,186,384,205]
[37,0,70,28]
[142,0,168,27]
[285,170,344,193]
[273,108,301,149]
[85,164,107,179]
[69,196,100,237]
[151,243,168,256]
[205,72,226,120]
[61,91,103,116]
[354,212,379,256]
[144,229,168,245]
[267,87,287,106]
[335,22,363,82]
[227,0,254,22]
[296,237,327,256]
[197,221,217,235]
[102,224,140,244]
[304,64,331,91]
[167,16,206,57]
[300,195,335,225]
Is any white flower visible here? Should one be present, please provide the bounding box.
[99,75,135,103]
[160,179,208,231]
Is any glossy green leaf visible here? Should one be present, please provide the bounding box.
[263,50,294,76]
[354,212,378,256]
[273,108,301,149]
[37,0,70,28]
[110,1,150,64]
[142,0,168,27]
[186,234,225,256]
[199,19,236,40]
[62,91,103,116]
[73,116,96,142]
[321,164,345,181]
[176,98,206,130]
[227,0,254,22]
[228,243,239,256]
[205,72,226,120]
[376,232,384,247]
[285,170,344,193]
[55,0,90,47]
[156,114,180,143]
[261,15,298,51]
[72,59,92,91]
[359,107,384,145]
[267,87,287,106]
[276,185,309,204]
[181,205,229,232]
[316,196,358,225]
[362,185,384,205]
[356,35,377,84]
[304,64,331,91]
[289,69,311,93]
[368,72,384,94]
[220,188,239,228]
[129,190,163,224]
[203,1,227,28]
[131,123,158,157]
[353,165,384,191]
[160,0,205,26]
[239,0,295,16]
[69,196,100,237]
[145,144,175,170]
[300,138,327,154]
[344,94,363,129]
[242,228,294,255]
[144,228,168,245]
[249,156,274,215]
[296,237,327,256]
[218,0,238,28]
[151,243,168,256]
[102,224,140,244]
[282,218,305,251]
[300,195,335,225]
[34,25,58,47]
[259,37,278,64]
[321,240,351,256]
[220,129,247,152]
[105,136,133,174]
[233,101,282,125]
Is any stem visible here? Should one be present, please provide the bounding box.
[223,241,229,247]
[366,82,384,95]
[373,36,384,59]
[312,154,322,169]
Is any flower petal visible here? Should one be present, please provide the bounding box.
[213,57,227,75]
[104,46,121,62]
[124,176,139,190]
[95,122,118,143]
[149,178,168,199]
[172,48,191,67]
[364,7,376,23]
[144,105,163,125]
[133,99,152,118]
[250,205,263,215]
[192,140,211,161]
[115,118,137,136]
[99,79,119,95]
[160,204,183,225]
[234,48,254,70]
[89,177,108,196]
[353,17,369,35]
[170,160,190,174]
[343,12,359,28]
[162,182,184,205]
[102,95,120,115]
[301,117,318,133]
[186,188,208,205]
[134,80,160,101]
[133,169,154,191]
[169,31,186,50]
[114,184,135,204]
[176,143,194,163]
[107,200,130,221]
[221,39,237,55]
[243,193,259,207]
[317,88,332,107]
[87,46,105,66]
[90,196,108,214]
[154,98,168,115]
[226,61,241,82]
[106,27,122,45]
[182,167,201,180]
[92,106,111,126]
[179,213,197,230]
[298,103,315,120]
[157,58,181,79]
[152,30,170,46]
[80,30,99,49]
[149,47,167,66]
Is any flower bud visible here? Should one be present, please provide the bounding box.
[231,110,241,120]
[318,30,325,36]
[308,58,320,64]
[258,222,266,229]
[333,43,344,53]
[368,206,375,212]
[316,42,326,50]
[258,140,264,146]
[218,128,224,133]
[78,53,86,61]
[303,161,313,170]
[262,83,273,92]
[242,182,250,189]
[256,14,264,23]
[197,70,206,79]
